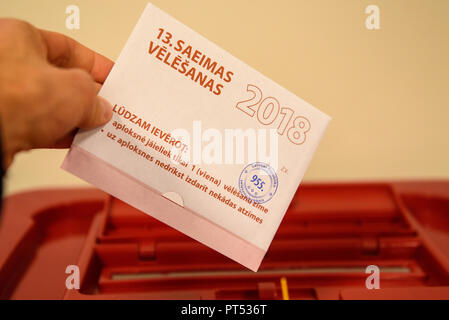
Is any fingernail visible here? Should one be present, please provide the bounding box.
[98,96,113,122]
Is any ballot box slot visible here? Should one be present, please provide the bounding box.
[109,265,412,281]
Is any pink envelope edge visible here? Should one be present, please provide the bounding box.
[61,144,266,272]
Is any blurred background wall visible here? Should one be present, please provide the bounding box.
[0,0,448,195]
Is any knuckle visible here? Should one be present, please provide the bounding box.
[0,19,37,43]
[0,18,43,57]
[0,18,33,32]
[65,69,97,104]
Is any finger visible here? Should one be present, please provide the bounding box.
[38,29,114,84]
[80,95,113,129]
[57,68,113,130]
[51,83,109,148]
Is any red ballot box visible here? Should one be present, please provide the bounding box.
[1,181,449,300]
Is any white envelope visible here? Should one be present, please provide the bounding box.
[62,3,331,271]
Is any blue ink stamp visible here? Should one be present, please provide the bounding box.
[239,162,278,204]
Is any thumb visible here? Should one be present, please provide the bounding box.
[79,95,113,129]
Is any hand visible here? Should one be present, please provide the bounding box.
[0,19,114,170]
